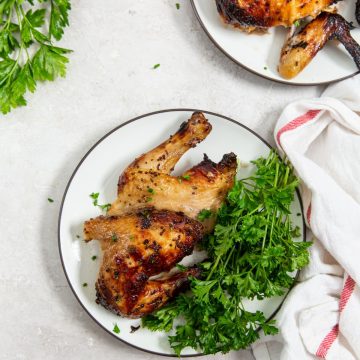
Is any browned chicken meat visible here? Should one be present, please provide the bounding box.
[215,0,360,78]
[279,12,360,78]
[83,112,238,317]
[109,112,237,233]
[84,210,203,318]
[216,0,335,30]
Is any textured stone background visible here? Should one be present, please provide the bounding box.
[0,1,322,359]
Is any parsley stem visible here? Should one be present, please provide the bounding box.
[261,212,270,252]
[223,246,235,269]
[206,255,221,281]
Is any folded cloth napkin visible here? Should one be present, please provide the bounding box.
[252,76,360,360]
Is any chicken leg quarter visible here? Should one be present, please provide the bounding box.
[84,112,237,317]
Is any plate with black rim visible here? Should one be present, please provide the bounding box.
[191,0,360,86]
[58,109,305,356]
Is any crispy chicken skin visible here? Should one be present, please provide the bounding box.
[109,112,237,232]
[84,209,203,318]
[279,12,360,79]
[83,112,237,317]
[215,0,335,30]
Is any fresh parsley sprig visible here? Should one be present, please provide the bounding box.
[142,150,311,355]
[89,192,111,212]
[0,0,71,114]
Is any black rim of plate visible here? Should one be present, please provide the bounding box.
[190,0,360,86]
[58,109,307,357]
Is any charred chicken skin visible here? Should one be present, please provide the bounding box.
[84,210,203,318]
[216,0,360,78]
[216,0,335,30]
[279,12,360,78]
[109,112,237,233]
[83,112,237,317]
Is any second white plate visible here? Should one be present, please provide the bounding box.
[192,0,360,85]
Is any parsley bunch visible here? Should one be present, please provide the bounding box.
[0,0,71,114]
[142,150,311,355]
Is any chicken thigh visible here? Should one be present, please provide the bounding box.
[84,209,203,318]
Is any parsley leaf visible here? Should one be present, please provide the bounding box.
[50,0,71,41]
[89,192,111,212]
[153,63,160,69]
[47,197,54,203]
[113,323,120,334]
[0,0,72,114]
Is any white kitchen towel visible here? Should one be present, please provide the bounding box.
[252,75,360,360]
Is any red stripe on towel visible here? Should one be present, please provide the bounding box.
[316,325,339,358]
[276,109,320,146]
[315,276,356,358]
[339,276,356,312]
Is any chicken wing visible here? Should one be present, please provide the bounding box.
[84,209,203,317]
[279,12,360,79]
[109,112,237,232]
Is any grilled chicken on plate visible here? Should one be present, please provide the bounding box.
[83,112,237,318]
[216,0,360,78]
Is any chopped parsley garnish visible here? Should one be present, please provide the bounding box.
[90,192,99,206]
[147,188,155,194]
[113,323,120,334]
[294,20,300,27]
[297,212,301,216]
[182,174,191,181]
[99,203,111,212]
[264,66,268,70]
[197,209,212,221]
[111,234,118,242]
[153,63,160,69]
[176,3,180,9]
[89,192,110,212]
[82,282,88,287]
[91,255,97,261]
[76,235,80,239]
[146,197,153,202]
[47,198,54,203]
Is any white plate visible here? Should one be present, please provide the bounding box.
[58,109,305,356]
[191,0,360,85]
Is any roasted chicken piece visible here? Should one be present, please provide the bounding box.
[109,112,237,232]
[84,112,238,317]
[216,0,360,78]
[215,0,335,30]
[84,209,203,318]
[279,12,360,78]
